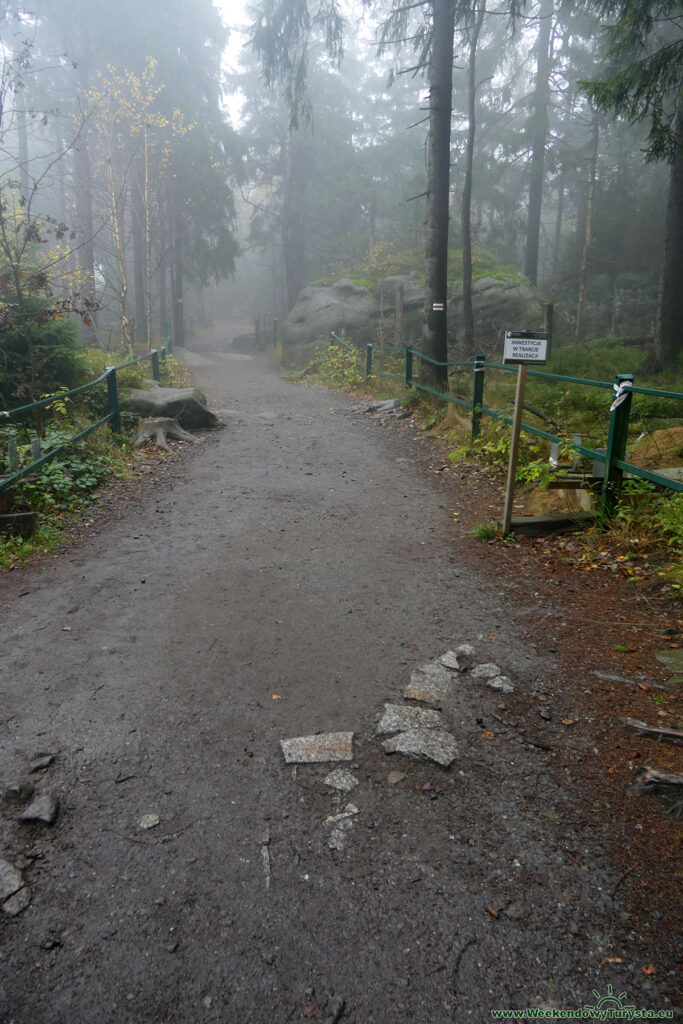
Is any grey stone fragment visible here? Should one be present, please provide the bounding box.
[387,770,408,785]
[376,703,444,735]
[29,754,55,773]
[404,665,453,704]
[502,899,530,921]
[441,645,476,671]
[19,793,59,825]
[325,804,359,825]
[281,732,354,763]
[382,728,459,768]
[471,663,502,680]
[326,804,358,851]
[139,813,160,830]
[0,859,23,902]
[655,649,683,685]
[4,781,35,804]
[488,675,514,694]
[323,769,358,793]
[2,887,30,917]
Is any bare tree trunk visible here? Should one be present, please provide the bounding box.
[132,167,146,348]
[461,4,485,359]
[172,217,185,348]
[552,163,566,277]
[282,130,309,312]
[575,110,599,341]
[523,0,553,286]
[143,125,153,351]
[654,102,683,369]
[107,157,134,355]
[421,0,456,390]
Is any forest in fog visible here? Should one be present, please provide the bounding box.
[0,0,681,407]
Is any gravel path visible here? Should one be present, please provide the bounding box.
[0,325,678,1023]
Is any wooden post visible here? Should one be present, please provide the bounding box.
[502,364,528,536]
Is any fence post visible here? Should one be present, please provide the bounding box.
[471,353,485,437]
[151,349,160,382]
[30,438,41,472]
[273,319,278,348]
[600,373,633,529]
[405,346,413,387]
[255,317,261,343]
[7,438,18,473]
[106,367,122,436]
[366,343,373,378]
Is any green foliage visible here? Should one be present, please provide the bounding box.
[472,522,501,540]
[0,301,85,408]
[613,479,683,553]
[10,427,130,517]
[449,421,553,485]
[579,0,683,162]
[312,244,520,293]
[0,525,61,570]
[315,342,364,389]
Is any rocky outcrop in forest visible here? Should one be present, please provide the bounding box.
[280,273,547,363]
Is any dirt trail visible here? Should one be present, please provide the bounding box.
[0,325,678,1023]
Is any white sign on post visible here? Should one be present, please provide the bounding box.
[503,330,548,365]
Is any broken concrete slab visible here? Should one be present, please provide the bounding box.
[19,793,59,825]
[0,859,23,902]
[2,887,30,917]
[323,769,358,793]
[281,732,354,764]
[471,663,502,680]
[488,675,514,694]
[376,703,444,735]
[382,728,459,768]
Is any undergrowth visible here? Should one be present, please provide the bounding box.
[0,347,188,569]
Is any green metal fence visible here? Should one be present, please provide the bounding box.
[346,334,683,527]
[0,329,173,496]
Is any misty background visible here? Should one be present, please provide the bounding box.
[0,0,680,390]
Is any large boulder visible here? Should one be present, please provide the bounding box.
[122,381,223,429]
[280,279,380,362]
[281,271,548,364]
[452,276,546,347]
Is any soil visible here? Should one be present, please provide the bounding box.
[0,324,680,1024]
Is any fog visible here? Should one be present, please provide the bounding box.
[0,0,680,368]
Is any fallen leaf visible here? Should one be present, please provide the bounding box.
[642,964,656,977]
[602,957,623,964]
[61,626,71,632]
[482,730,495,740]
[561,718,575,726]
[636,682,651,692]
[272,694,282,700]
[486,906,498,918]
[302,1004,317,1018]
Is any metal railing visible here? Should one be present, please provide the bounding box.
[0,329,173,496]
[350,336,683,527]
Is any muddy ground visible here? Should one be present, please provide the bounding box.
[0,324,680,1024]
